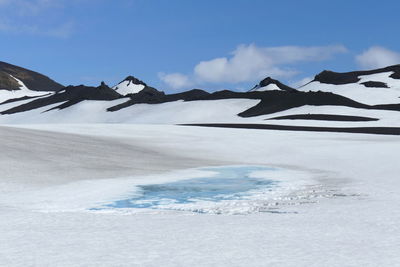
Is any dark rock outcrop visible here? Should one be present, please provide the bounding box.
[108,88,209,111]
[313,65,400,85]
[266,114,379,122]
[0,61,63,91]
[360,81,389,88]
[251,77,296,92]
[109,86,400,118]
[181,123,400,136]
[114,76,148,89]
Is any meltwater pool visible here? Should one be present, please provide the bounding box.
[94,166,280,212]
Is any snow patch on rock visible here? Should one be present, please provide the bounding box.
[113,79,146,95]
[0,75,51,103]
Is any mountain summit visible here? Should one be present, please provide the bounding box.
[250,77,296,92]
[113,76,148,95]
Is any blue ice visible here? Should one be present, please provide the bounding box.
[97,166,278,210]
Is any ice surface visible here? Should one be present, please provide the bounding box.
[96,166,279,213]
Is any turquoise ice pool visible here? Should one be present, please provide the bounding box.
[92,166,280,212]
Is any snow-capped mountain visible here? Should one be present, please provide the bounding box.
[250,77,296,92]
[112,76,148,96]
[1,61,400,135]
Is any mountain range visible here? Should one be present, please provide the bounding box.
[1,61,400,135]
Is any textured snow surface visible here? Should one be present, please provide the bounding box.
[300,71,400,105]
[0,124,399,266]
[113,80,145,95]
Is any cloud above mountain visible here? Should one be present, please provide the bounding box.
[356,46,400,69]
[158,72,193,90]
[160,44,348,89]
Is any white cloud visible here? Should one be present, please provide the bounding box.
[194,44,294,83]
[289,77,313,88]
[160,44,347,89]
[158,72,193,90]
[356,46,400,69]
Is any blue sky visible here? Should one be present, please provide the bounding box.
[1,0,400,92]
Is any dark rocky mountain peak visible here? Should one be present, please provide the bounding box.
[259,77,279,87]
[121,76,147,87]
[251,77,296,92]
[99,81,110,89]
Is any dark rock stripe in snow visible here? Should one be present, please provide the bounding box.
[181,123,400,136]
[1,82,122,115]
[0,94,52,105]
[266,114,379,122]
[360,81,389,88]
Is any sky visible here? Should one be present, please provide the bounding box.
[1,0,400,92]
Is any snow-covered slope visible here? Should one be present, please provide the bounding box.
[0,98,261,124]
[112,76,147,95]
[0,75,52,103]
[299,66,400,105]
